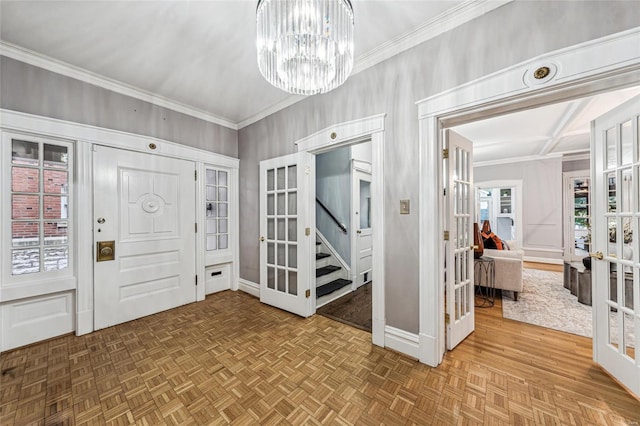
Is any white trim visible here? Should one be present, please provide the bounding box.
[0,110,240,168]
[474,152,565,168]
[523,256,563,265]
[316,230,351,278]
[522,246,564,254]
[0,42,238,130]
[75,142,93,335]
[418,28,640,367]
[352,159,372,174]
[562,169,591,262]
[238,278,260,298]
[384,326,420,360]
[295,114,386,348]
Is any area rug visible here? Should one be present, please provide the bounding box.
[502,269,635,347]
[316,283,371,332]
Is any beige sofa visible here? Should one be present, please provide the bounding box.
[481,241,524,301]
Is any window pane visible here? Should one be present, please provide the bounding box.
[277,268,286,292]
[206,169,217,185]
[206,219,217,234]
[277,218,285,241]
[218,203,228,218]
[44,144,68,169]
[12,140,39,166]
[288,271,297,295]
[606,127,617,169]
[277,167,285,190]
[219,219,228,234]
[218,171,227,186]
[621,120,632,166]
[12,167,39,193]
[218,235,228,250]
[44,246,68,271]
[206,186,217,201]
[267,169,274,191]
[288,192,297,215]
[207,235,217,250]
[44,195,67,219]
[288,244,297,268]
[12,248,40,275]
[288,166,297,189]
[12,194,39,219]
[277,194,285,215]
[267,194,274,215]
[44,221,68,245]
[12,222,39,247]
[43,170,68,194]
[206,202,216,218]
[218,187,228,202]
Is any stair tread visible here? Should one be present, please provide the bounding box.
[316,265,341,277]
[316,253,331,260]
[317,279,352,298]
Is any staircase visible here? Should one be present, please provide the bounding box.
[315,237,352,308]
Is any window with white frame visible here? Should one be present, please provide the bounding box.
[205,167,229,251]
[8,137,72,276]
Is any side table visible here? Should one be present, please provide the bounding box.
[474,256,495,307]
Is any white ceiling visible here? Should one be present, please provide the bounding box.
[454,85,640,166]
[0,0,476,128]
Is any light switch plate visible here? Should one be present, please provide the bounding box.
[400,199,410,214]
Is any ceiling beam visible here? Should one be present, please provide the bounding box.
[538,98,591,156]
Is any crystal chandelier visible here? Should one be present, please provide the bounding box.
[256,0,354,95]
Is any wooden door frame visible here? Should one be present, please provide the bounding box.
[417,28,640,367]
[295,114,386,348]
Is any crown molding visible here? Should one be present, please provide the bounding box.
[352,0,512,75]
[237,0,513,129]
[0,41,239,130]
[1,0,512,131]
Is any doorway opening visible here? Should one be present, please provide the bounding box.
[448,85,640,343]
[314,141,374,332]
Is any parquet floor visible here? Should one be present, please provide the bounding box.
[1,289,639,425]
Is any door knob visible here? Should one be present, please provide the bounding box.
[97,217,106,224]
[357,230,362,234]
[589,251,604,260]
[260,236,265,242]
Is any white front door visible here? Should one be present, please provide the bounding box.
[592,95,640,397]
[93,146,196,330]
[353,169,372,287]
[259,152,315,317]
[445,130,475,350]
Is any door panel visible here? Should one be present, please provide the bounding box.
[260,152,314,317]
[93,146,196,330]
[354,171,372,286]
[446,130,475,350]
[592,95,640,397]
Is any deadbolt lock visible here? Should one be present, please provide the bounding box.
[97,240,116,262]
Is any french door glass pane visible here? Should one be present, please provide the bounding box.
[288,271,297,295]
[288,165,297,189]
[219,219,228,233]
[218,171,227,186]
[43,195,67,219]
[267,267,275,289]
[621,120,632,165]
[218,235,228,250]
[606,127,617,169]
[206,169,216,184]
[277,268,286,292]
[609,305,619,349]
[277,167,286,190]
[608,174,617,212]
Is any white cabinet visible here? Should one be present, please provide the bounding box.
[205,263,231,295]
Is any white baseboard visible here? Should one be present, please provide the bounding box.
[238,279,260,298]
[418,332,440,367]
[76,309,93,335]
[524,256,563,265]
[385,326,420,359]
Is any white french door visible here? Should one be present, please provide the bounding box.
[259,152,315,317]
[445,130,475,350]
[592,95,640,397]
[93,146,196,330]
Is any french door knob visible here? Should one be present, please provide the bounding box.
[589,251,603,260]
[357,230,362,234]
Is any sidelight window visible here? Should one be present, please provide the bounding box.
[205,167,229,251]
[9,138,72,276]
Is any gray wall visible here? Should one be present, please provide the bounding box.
[475,158,563,259]
[563,158,590,173]
[316,146,351,264]
[0,56,238,157]
[238,1,640,333]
